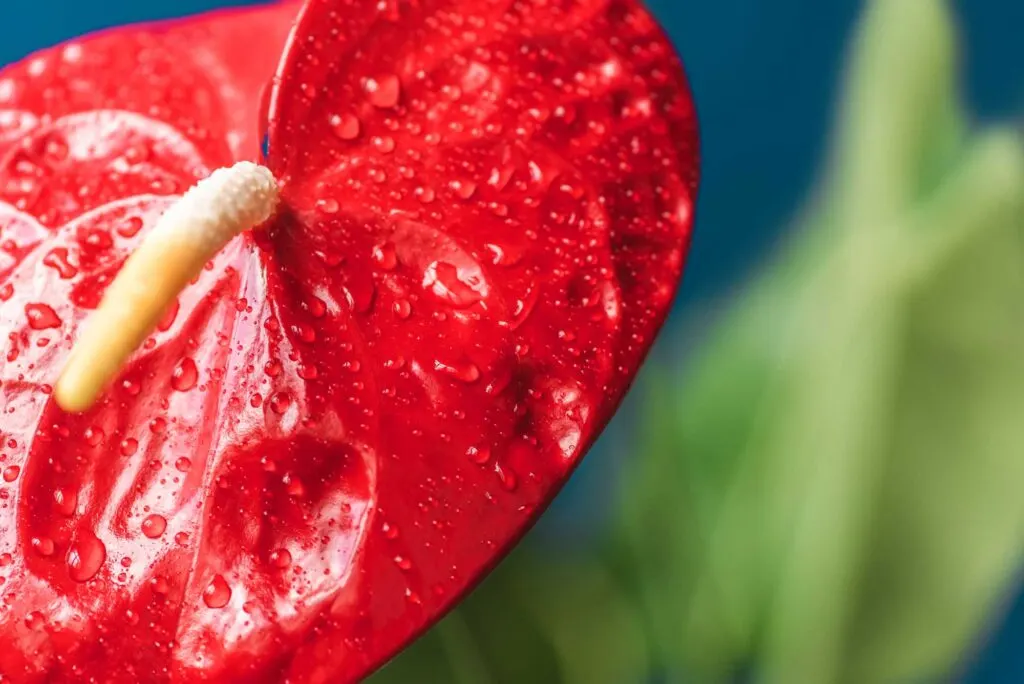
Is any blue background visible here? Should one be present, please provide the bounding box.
[4,1,1023,680]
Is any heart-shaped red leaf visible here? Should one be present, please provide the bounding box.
[0,1,697,682]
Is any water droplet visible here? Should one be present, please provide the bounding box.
[372,136,396,154]
[394,555,412,571]
[203,575,232,608]
[81,227,113,251]
[150,417,167,434]
[330,113,361,140]
[0,552,12,567]
[434,359,480,384]
[174,457,191,472]
[121,377,141,396]
[117,216,144,238]
[450,179,478,200]
[316,197,340,214]
[372,242,397,271]
[25,303,61,330]
[24,611,44,630]
[157,299,179,332]
[269,391,292,415]
[495,463,518,491]
[120,438,138,456]
[466,446,491,464]
[269,549,292,569]
[2,465,19,482]
[141,514,167,539]
[151,575,170,594]
[174,531,189,546]
[511,285,540,330]
[264,360,282,377]
[293,322,317,343]
[423,261,484,308]
[53,487,78,516]
[42,132,68,162]
[171,358,198,392]
[392,298,412,320]
[66,532,106,582]
[365,74,401,108]
[381,521,399,540]
[283,473,305,497]
[43,247,78,278]
[84,425,104,447]
[305,296,327,318]
[0,283,13,301]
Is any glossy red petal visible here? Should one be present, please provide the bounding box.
[0,0,697,682]
[0,3,309,682]
[266,0,697,680]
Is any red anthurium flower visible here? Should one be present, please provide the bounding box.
[0,0,697,681]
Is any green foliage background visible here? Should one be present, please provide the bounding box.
[370,1,1024,682]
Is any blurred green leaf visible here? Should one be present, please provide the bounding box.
[617,1,1024,683]
[369,1,1024,682]
[369,544,651,684]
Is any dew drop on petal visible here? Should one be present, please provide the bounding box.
[392,299,412,320]
[316,198,340,214]
[53,487,78,516]
[434,359,480,383]
[157,299,179,332]
[171,358,198,392]
[25,303,61,330]
[372,242,397,271]
[31,537,55,557]
[330,113,361,140]
[495,463,518,492]
[141,514,167,539]
[203,575,232,608]
[269,549,292,569]
[43,247,78,278]
[270,391,292,415]
[84,426,104,447]
[117,216,144,238]
[365,74,401,108]
[66,532,106,582]
[466,446,491,465]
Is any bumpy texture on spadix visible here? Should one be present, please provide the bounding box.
[0,0,698,682]
[56,161,279,413]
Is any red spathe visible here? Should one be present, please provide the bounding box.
[0,0,698,681]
